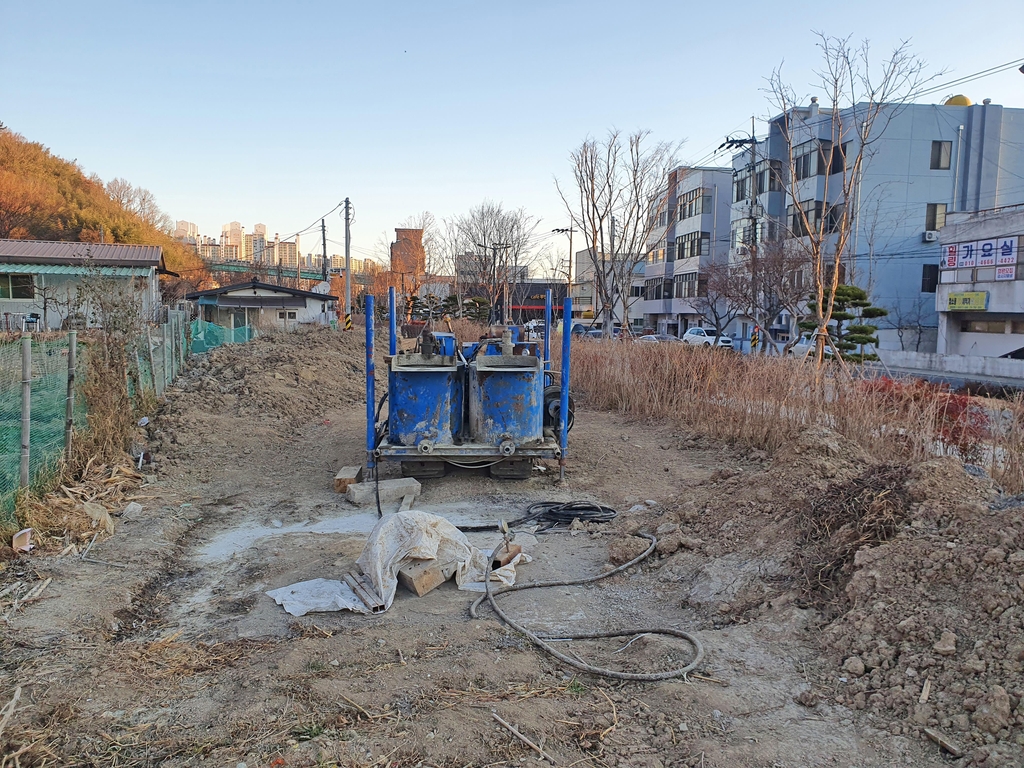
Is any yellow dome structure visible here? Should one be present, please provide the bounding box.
[944,94,973,106]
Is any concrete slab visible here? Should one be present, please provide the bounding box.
[346,477,421,505]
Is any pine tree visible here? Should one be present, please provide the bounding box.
[799,285,888,361]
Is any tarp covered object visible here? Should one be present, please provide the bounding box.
[266,510,529,616]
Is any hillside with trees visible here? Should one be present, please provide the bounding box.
[0,124,205,279]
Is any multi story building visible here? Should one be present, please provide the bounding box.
[640,165,734,336]
[728,95,1024,350]
[571,249,645,332]
[391,228,426,276]
[174,220,198,242]
[936,204,1024,357]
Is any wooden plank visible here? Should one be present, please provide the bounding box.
[397,559,457,597]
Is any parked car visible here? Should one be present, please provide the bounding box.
[787,333,835,357]
[637,334,660,343]
[714,335,734,349]
[681,327,714,346]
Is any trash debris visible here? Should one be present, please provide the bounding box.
[266,510,530,616]
[120,502,143,518]
[83,502,115,535]
[137,416,149,427]
[11,529,33,553]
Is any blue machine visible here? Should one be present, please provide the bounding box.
[367,290,573,480]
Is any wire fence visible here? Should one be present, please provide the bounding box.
[0,309,192,526]
[0,334,85,524]
[190,319,257,354]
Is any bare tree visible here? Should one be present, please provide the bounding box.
[884,296,933,352]
[742,238,812,353]
[106,177,135,210]
[453,200,538,324]
[105,177,173,233]
[766,34,933,364]
[692,262,744,338]
[557,130,677,336]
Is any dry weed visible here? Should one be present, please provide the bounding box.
[116,632,268,681]
[794,465,910,615]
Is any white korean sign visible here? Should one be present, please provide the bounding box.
[978,239,998,267]
[997,237,1017,265]
[957,242,977,268]
[996,265,1016,281]
[943,244,957,269]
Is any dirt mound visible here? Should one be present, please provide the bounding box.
[820,458,1024,763]
[170,326,366,424]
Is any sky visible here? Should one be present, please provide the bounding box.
[2,0,1023,269]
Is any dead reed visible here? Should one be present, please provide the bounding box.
[566,341,1024,491]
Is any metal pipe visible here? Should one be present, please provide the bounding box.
[559,298,572,481]
[366,295,376,470]
[64,330,76,450]
[20,334,31,488]
[388,286,397,356]
[543,289,552,372]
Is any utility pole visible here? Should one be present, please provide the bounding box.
[748,116,759,354]
[321,218,328,283]
[607,215,616,335]
[344,197,352,330]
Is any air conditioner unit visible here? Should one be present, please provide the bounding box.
[735,245,749,256]
[922,230,939,243]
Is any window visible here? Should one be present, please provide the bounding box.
[733,174,748,203]
[0,274,34,299]
[788,200,823,237]
[930,141,952,170]
[629,285,644,298]
[828,142,849,175]
[961,320,1006,334]
[921,264,939,293]
[278,310,297,320]
[677,188,710,221]
[824,202,845,234]
[793,140,821,180]
[926,203,947,231]
[676,232,710,259]
[673,272,699,299]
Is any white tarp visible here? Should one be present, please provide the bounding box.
[266,510,529,616]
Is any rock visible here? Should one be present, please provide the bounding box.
[645,500,658,507]
[843,656,866,677]
[655,523,679,536]
[679,537,703,550]
[972,686,1011,735]
[655,533,683,556]
[796,690,819,708]
[982,547,1007,564]
[933,630,958,656]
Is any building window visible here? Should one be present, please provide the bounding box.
[921,264,939,292]
[788,200,823,237]
[824,202,845,234]
[630,284,644,298]
[930,141,952,170]
[828,142,849,175]
[0,274,34,300]
[673,272,699,299]
[733,174,748,203]
[677,188,711,221]
[676,232,710,260]
[961,320,1006,334]
[756,160,782,193]
[926,203,947,231]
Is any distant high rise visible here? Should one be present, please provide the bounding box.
[174,220,198,241]
[221,221,243,248]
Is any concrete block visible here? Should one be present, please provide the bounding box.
[399,494,415,512]
[334,466,364,493]
[398,559,457,597]
[346,477,421,506]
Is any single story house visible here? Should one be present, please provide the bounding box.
[0,239,163,331]
[185,280,338,331]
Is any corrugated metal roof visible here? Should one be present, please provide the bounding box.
[0,263,151,276]
[0,239,162,266]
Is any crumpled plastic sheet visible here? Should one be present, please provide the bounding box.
[266,510,529,616]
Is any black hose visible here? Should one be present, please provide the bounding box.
[471,533,705,681]
[455,499,615,533]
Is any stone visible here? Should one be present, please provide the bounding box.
[983,548,1007,564]
[679,537,703,550]
[346,477,420,505]
[972,686,1011,735]
[334,466,364,493]
[933,630,958,656]
[843,656,866,677]
[655,523,679,536]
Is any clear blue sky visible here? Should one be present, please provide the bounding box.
[3,0,1023,266]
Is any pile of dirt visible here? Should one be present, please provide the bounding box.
[819,458,1024,764]
[170,326,366,424]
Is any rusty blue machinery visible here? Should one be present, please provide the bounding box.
[366,288,574,480]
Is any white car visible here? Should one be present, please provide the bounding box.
[681,327,714,346]
[714,335,734,349]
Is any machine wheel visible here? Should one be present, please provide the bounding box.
[400,460,446,479]
[489,458,533,480]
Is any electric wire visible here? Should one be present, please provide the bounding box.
[470,531,705,682]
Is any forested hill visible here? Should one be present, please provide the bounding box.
[0,126,204,277]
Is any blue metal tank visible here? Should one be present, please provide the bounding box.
[388,354,460,450]
[467,351,544,448]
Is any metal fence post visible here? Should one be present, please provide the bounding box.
[65,330,77,450]
[146,326,158,395]
[162,320,170,388]
[20,334,31,488]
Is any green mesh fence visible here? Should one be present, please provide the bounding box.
[0,335,85,525]
[190,319,256,354]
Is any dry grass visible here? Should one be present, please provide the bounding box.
[566,341,1024,491]
[446,317,489,345]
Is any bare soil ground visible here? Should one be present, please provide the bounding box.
[1,328,1022,767]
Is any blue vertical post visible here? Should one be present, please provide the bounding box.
[366,295,376,470]
[543,289,552,372]
[559,297,572,481]
[388,286,397,356]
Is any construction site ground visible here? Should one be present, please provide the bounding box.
[2,328,1022,767]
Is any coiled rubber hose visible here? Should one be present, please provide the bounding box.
[470,532,705,681]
